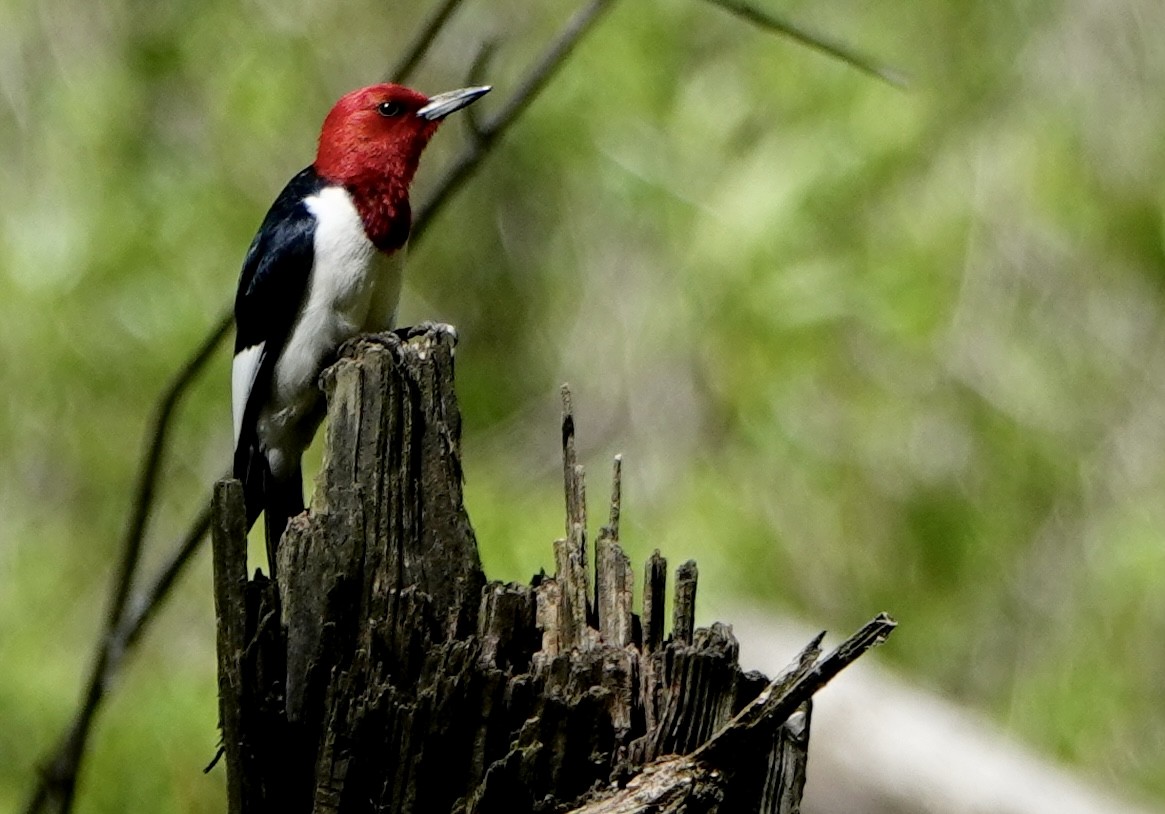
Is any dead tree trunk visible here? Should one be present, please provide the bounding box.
[210,325,895,814]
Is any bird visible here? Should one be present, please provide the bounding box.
[231,82,491,577]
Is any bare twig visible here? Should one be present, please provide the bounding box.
[110,312,230,640]
[120,500,215,653]
[701,0,908,88]
[413,0,619,235]
[22,504,217,814]
[464,38,499,140]
[386,0,467,83]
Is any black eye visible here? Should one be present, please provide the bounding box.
[377,101,404,117]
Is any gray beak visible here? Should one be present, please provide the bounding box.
[417,85,492,121]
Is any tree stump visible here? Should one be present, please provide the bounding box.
[210,325,895,813]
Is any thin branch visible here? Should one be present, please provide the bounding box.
[386,0,467,84]
[22,499,218,814]
[120,500,215,653]
[413,0,619,237]
[109,311,231,639]
[463,38,499,140]
[701,0,908,89]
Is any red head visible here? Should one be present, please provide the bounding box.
[315,83,490,189]
[313,83,490,249]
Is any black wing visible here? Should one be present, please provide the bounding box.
[232,165,321,483]
[234,165,323,354]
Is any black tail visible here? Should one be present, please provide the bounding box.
[261,462,303,579]
[236,444,303,581]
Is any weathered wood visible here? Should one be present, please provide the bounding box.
[561,387,587,549]
[672,561,698,647]
[642,551,667,655]
[595,533,633,648]
[595,456,632,650]
[210,480,248,814]
[210,325,895,814]
[566,705,812,814]
[569,610,895,814]
[768,705,811,814]
[606,454,622,539]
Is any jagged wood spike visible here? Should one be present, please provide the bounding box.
[608,454,622,540]
[697,617,895,765]
[554,536,589,649]
[560,386,592,623]
[769,704,812,814]
[643,550,667,654]
[672,560,698,646]
[596,537,633,647]
[572,462,588,560]
[561,383,579,536]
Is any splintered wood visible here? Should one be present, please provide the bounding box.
[210,325,896,814]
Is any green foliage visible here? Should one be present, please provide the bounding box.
[3,0,1164,809]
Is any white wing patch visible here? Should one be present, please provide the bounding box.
[232,342,265,446]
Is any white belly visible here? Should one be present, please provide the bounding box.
[260,186,405,477]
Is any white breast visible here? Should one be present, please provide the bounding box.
[259,185,405,478]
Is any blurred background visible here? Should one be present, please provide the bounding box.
[2,0,1164,811]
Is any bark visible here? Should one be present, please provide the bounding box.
[210,324,894,813]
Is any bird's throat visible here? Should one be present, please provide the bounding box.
[315,145,421,253]
[348,176,412,253]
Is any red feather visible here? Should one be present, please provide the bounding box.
[313,84,441,251]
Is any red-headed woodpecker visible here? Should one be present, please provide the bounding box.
[232,83,491,574]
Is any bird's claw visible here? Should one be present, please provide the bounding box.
[393,322,459,347]
[338,332,401,359]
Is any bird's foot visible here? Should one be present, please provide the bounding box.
[336,324,458,364]
[337,331,401,360]
[393,322,459,347]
